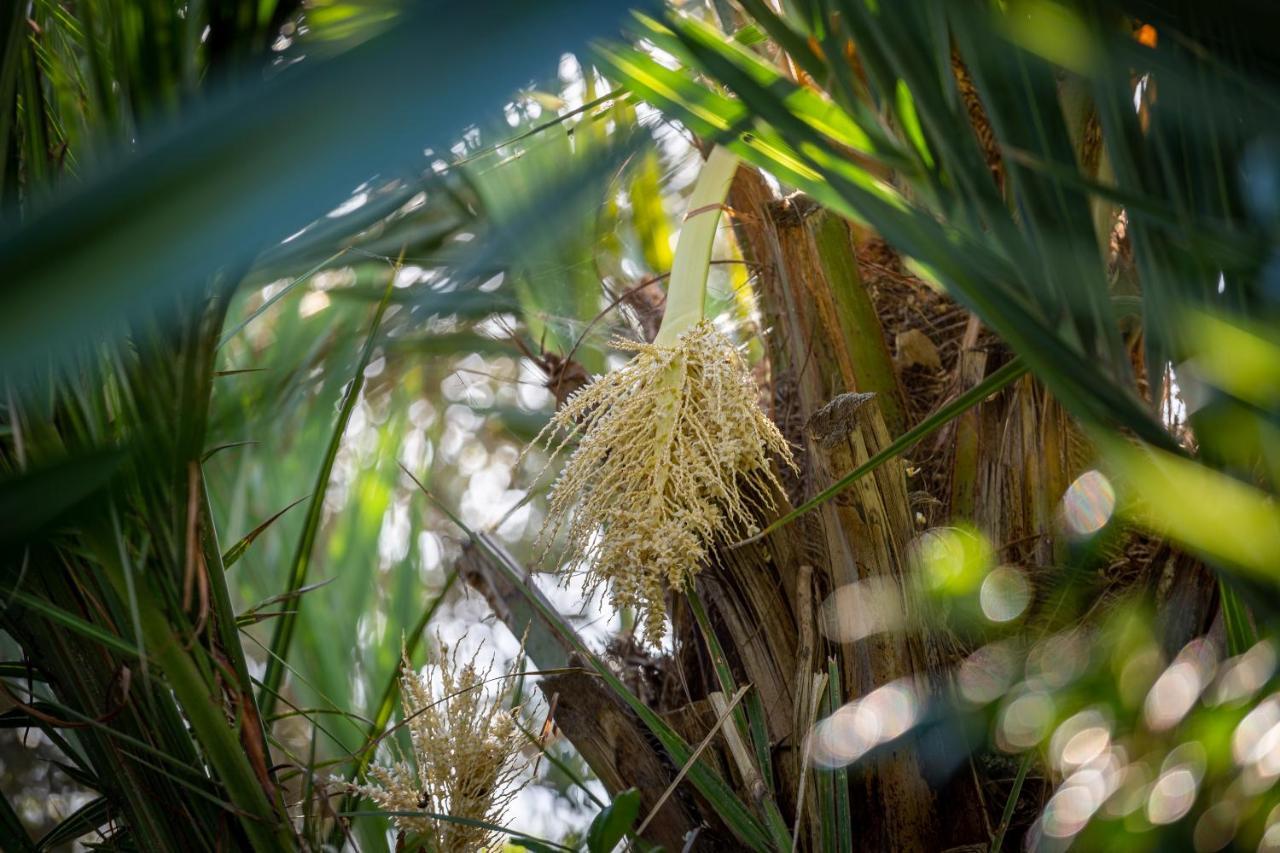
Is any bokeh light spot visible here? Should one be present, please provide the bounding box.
[979,566,1031,623]
[957,642,1019,706]
[1146,767,1198,824]
[1233,694,1280,789]
[1048,708,1119,780]
[810,679,920,769]
[1192,801,1239,852]
[1210,640,1275,706]
[1105,762,1153,818]
[1260,805,1280,852]
[1041,782,1098,838]
[998,688,1055,752]
[1059,469,1116,538]
[911,526,993,596]
[1144,638,1217,732]
[818,578,905,643]
[1027,630,1090,689]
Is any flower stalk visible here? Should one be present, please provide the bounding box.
[652,145,741,346]
[534,146,794,643]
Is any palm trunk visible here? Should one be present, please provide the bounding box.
[464,134,1222,847]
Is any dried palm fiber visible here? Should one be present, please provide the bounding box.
[951,49,1004,191]
[533,147,795,643]
[350,637,528,851]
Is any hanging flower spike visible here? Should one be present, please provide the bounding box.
[534,148,796,643]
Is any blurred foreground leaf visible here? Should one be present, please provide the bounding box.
[0,0,643,373]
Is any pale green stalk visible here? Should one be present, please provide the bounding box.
[653,146,739,346]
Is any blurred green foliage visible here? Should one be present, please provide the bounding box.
[4,0,1280,851]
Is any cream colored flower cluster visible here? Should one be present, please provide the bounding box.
[352,639,527,851]
[537,320,794,643]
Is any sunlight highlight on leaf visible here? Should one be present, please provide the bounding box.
[1104,440,1280,580]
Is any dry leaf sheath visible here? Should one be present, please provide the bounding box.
[534,148,795,643]
[351,639,528,851]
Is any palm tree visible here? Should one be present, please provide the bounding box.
[3,1,1279,851]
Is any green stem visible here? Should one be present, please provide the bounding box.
[989,752,1031,852]
[652,146,739,347]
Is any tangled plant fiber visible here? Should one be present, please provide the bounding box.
[536,319,794,643]
[350,638,528,851]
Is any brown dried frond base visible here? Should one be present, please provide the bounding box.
[856,237,979,507]
[535,320,796,644]
[857,238,974,421]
